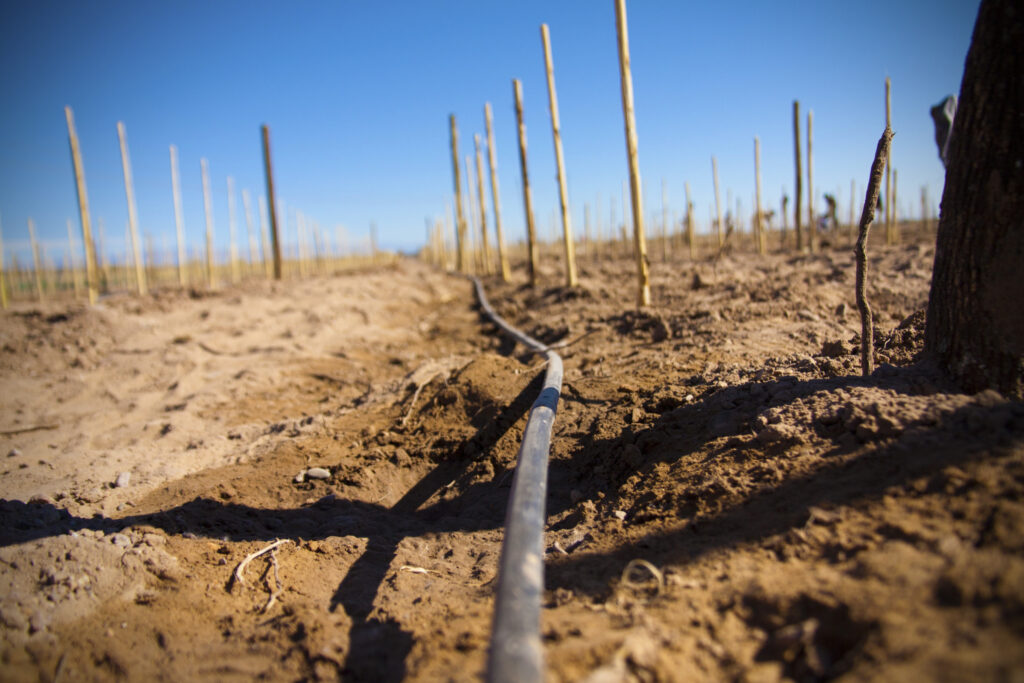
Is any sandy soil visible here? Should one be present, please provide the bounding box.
[1,230,1022,682]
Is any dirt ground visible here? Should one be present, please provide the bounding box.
[1,228,1022,682]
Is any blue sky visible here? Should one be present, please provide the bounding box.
[0,0,979,265]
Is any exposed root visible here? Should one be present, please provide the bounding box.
[231,539,292,590]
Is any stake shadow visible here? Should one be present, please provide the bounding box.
[0,368,546,681]
[542,367,1023,600]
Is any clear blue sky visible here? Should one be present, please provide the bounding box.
[0,0,979,265]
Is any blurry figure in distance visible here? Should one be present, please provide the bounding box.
[819,193,839,232]
[931,95,957,168]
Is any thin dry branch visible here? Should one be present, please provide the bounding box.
[260,549,284,614]
[855,126,894,376]
[232,539,292,589]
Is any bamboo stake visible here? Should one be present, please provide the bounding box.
[685,182,695,260]
[168,145,187,287]
[200,158,216,288]
[145,233,155,289]
[0,215,8,309]
[444,200,455,271]
[124,221,133,292]
[754,136,765,255]
[241,189,259,273]
[65,107,99,303]
[540,23,578,288]
[473,134,493,275]
[885,77,893,245]
[513,80,540,286]
[448,115,469,273]
[258,196,273,278]
[27,219,43,301]
[614,0,650,306]
[484,103,511,282]
[712,156,724,248]
[66,218,81,299]
[227,176,240,283]
[464,154,479,274]
[793,100,803,251]
[856,126,893,377]
[261,125,282,280]
[807,110,816,253]
[97,217,109,290]
[116,123,147,296]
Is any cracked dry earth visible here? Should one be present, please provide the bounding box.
[1,229,1023,682]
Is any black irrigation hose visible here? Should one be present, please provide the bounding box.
[471,277,563,683]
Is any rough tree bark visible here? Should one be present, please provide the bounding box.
[925,0,1024,398]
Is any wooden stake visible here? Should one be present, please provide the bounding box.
[241,189,259,273]
[614,0,650,305]
[227,176,240,283]
[66,218,81,299]
[473,134,493,275]
[116,122,147,295]
[261,125,282,280]
[484,103,511,282]
[257,195,273,278]
[540,23,579,288]
[793,100,803,251]
[169,145,187,287]
[200,158,216,288]
[807,110,816,253]
[65,107,99,303]
[754,136,765,255]
[463,154,480,273]
[447,116,468,273]
[885,77,893,245]
[712,156,724,248]
[513,80,540,286]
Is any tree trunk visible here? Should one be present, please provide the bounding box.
[925,0,1024,398]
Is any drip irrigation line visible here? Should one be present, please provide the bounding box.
[471,277,563,683]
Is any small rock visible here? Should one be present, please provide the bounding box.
[306,467,331,480]
[114,472,131,488]
[612,510,627,521]
[392,448,411,466]
[143,533,166,547]
[29,494,56,506]
[293,470,306,484]
[6,449,20,458]
[820,339,847,358]
[835,302,848,318]
[797,309,819,322]
[109,533,132,549]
